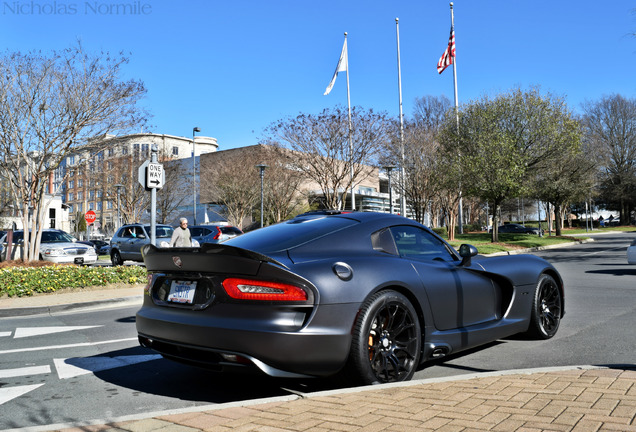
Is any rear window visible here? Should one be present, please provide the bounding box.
[221,226,242,235]
[226,216,357,254]
[148,226,174,238]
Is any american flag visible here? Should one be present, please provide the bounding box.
[437,27,455,74]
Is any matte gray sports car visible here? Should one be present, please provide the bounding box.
[137,211,564,385]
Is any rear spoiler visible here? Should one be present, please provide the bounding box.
[141,243,288,274]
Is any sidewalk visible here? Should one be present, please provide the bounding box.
[45,366,636,432]
[2,287,636,431]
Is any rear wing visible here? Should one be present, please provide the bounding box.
[141,243,288,275]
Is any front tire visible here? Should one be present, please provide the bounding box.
[111,250,123,266]
[526,274,562,339]
[345,290,421,385]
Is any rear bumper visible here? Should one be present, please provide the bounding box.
[136,301,359,378]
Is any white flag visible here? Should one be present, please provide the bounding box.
[324,39,348,96]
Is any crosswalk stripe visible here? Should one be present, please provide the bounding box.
[0,384,45,406]
[0,365,51,379]
[13,325,102,339]
[55,354,162,379]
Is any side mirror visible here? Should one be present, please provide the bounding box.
[458,244,478,266]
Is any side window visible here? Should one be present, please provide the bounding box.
[390,225,457,262]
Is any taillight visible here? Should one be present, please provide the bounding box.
[213,227,222,240]
[222,278,308,301]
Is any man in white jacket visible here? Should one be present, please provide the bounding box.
[170,217,192,247]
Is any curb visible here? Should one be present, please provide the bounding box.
[13,364,619,432]
[0,295,143,318]
[486,237,595,256]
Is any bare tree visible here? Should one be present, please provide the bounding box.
[200,149,261,229]
[262,146,308,223]
[262,106,390,210]
[582,94,636,224]
[0,43,148,260]
[157,159,193,224]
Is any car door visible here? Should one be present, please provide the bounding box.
[389,225,501,331]
[118,226,146,261]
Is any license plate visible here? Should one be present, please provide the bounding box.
[74,257,84,265]
[167,280,196,304]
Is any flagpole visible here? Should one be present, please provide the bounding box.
[396,18,406,217]
[345,32,355,211]
[450,2,463,234]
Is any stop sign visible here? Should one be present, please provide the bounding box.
[85,210,96,225]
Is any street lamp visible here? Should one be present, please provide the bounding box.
[383,166,396,214]
[192,127,201,225]
[255,163,268,228]
[114,184,124,228]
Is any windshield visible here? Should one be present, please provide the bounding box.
[4,231,75,243]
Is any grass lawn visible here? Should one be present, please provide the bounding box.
[447,226,636,255]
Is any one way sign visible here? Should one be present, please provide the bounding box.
[138,160,165,190]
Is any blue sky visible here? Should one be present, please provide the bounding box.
[1,0,635,150]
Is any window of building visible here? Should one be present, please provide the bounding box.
[172,146,179,156]
[68,192,74,201]
[77,191,83,200]
[122,145,129,155]
[108,147,115,157]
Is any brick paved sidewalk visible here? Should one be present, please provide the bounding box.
[55,367,636,432]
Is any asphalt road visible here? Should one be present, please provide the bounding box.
[1,231,634,430]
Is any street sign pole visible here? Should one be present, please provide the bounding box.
[138,145,164,247]
[150,146,158,246]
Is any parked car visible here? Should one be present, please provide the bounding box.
[0,229,98,265]
[189,224,243,244]
[493,223,542,235]
[137,211,564,385]
[627,239,636,264]
[78,239,110,255]
[110,223,175,266]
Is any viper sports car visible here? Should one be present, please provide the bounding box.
[137,211,564,385]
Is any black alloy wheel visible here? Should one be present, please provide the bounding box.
[346,290,421,385]
[526,274,562,339]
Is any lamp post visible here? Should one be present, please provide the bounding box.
[255,163,268,228]
[114,184,124,228]
[383,166,396,214]
[192,127,201,225]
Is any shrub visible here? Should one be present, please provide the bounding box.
[0,261,148,298]
[432,227,448,238]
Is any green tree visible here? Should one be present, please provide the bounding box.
[440,87,579,242]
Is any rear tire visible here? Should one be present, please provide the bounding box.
[111,250,123,266]
[525,274,562,339]
[344,290,421,385]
